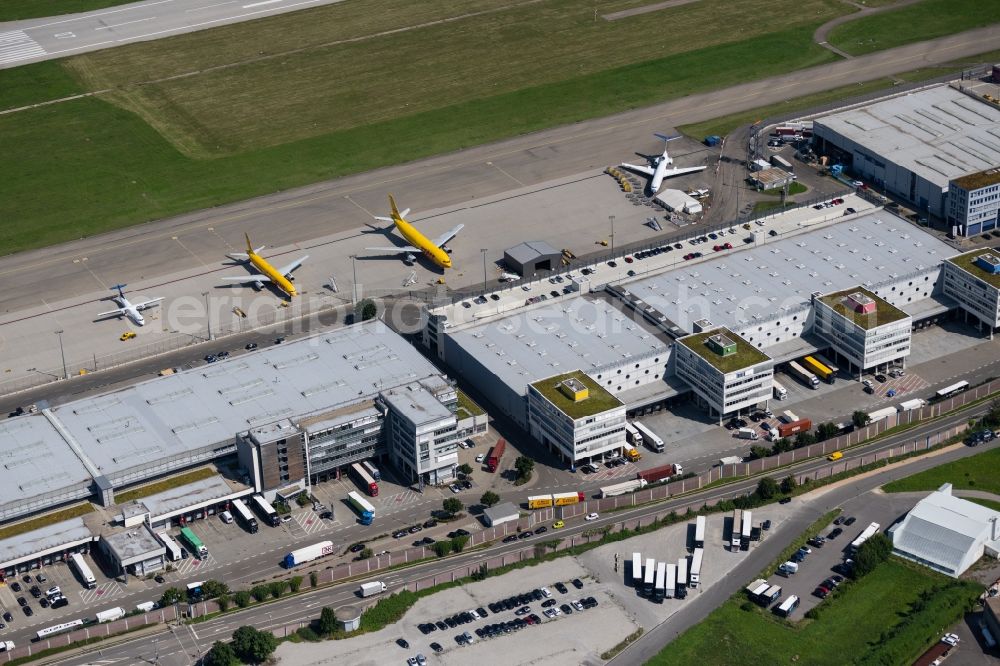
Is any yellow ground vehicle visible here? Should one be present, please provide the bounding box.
[120,331,136,341]
[625,448,641,462]
[552,520,565,529]
[827,451,843,461]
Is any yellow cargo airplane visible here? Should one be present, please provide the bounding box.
[220,234,309,298]
[366,195,464,269]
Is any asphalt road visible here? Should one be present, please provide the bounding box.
[33,402,998,664]
[0,0,349,68]
[3,25,999,318]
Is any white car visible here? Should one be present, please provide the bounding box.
[475,454,485,464]
[571,600,584,611]
[585,513,600,521]
[449,484,461,494]
[941,633,960,646]
[540,586,552,598]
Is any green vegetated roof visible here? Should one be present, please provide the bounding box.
[678,328,770,374]
[947,249,1000,289]
[530,371,622,419]
[819,286,910,330]
[952,168,1000,192]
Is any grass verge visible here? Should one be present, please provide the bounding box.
[601,628,644,660]
[115,467,218,503]
[456,389,486,419]
[0,503,93,541]
[826,0,1000,56]
[0,0,137,21]
[882,446,1000,495]
[753,201,795,214]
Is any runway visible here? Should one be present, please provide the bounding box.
[0,0,349,68]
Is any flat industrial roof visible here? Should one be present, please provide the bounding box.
[0,517,93,566]
[49,321,443,480]
[819,286,910,330]
[381,381,454,427]
[447,297,668,397]
[530,371,623,419]
[103,524,164,561]
[620,212,952,337]
[139,476,237,517]
[0,415,94,511]
[815,86,1000,188]
[677,328,770,374]
[947,249,1000,289]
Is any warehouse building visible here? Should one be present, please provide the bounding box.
[812,85,1000,223]
[675,328,773,420]
[0,322,464,526]
[813,287,912,373]
[947,168,1000,236]
[888,483,1000,578]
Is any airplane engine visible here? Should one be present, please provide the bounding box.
[253,281,265,291]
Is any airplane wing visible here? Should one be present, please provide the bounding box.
[220,276,273,283]
[620,162,655,177]
[95,307,126,318]
[365,245,419,254]
[133,297,164,311]
[431,224,464,249]
[662,166,708,178]
[277,255,309,278]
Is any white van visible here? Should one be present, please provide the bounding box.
[220,511,233,524]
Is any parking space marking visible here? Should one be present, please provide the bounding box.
[292,511,330,535]
[79,580,122,604]
[174,553,217,576]
[588,462,637,482]
[376,489,423,512]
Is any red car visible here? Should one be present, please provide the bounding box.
[724,242,733,249]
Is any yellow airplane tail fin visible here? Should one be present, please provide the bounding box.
[244,233,253,254]
[388,194,401,220]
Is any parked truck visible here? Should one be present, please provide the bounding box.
[717,456,743,466]
[776,418,812,438]
[693,516,706,549]
[599,478,648,498]
[625,448,641,462]
[0,641,14,653]
[736,427,759,440]
[638,464,684,484]
[359,581,387,598]
[96,607,125,624]
[689,548,704,587]
[867,406,897,423]
[284,540,335,568]
[787,360,820,389]
[486,439,506,472]
[898,398,925,412]
[778,561,799,576]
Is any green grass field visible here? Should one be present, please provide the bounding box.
[1,0,846,255]
[653,558,980,666]
[827,0,1000,56]
[882,447,1000,496]
[0,0,132,21]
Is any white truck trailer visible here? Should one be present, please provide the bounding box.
[689,548,704,587]
[694,515,706,549]
[96,607,125,624]
[600,478,648,498]
[359,581,388,598]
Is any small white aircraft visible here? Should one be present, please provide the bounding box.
[499,271,521,282]
[95,284,164,326]
[621,133,707,195]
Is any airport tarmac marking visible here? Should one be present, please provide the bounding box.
[94,17,157,31]
[172,236,210,266]
[186,0,237,11]
[486,161,526,187]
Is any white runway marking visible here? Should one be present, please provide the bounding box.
[0,30,46,65]
[243,0,283,7]
[94,17,157,31]
[186,1,237,12]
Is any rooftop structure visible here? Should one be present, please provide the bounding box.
[814,86,1000,193]
[677,329,769,374]
[952,166,1000,191]
[948,249,1000,288]
[529,371,623,419]
[137,476,241,521]
[818,287,908,330]
[889,483,1000,577]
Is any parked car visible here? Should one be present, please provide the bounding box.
[585,512,599,521]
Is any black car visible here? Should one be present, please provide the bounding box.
[9,583,20,593]
[833,516,845,525]
[555,582,568,594]
[518,530,533,540]
[461,480,473,490]
[430,642,443,653]
[349,543,366,553]
[409,525,422,534]
[274,337,286,344]
[779,497,792,504]
[844,516,856,526]
[21,575,31,584]
[417,537,435,546]
[476,607,488,618]
[204,354,217,363]
[503,534,518,543]
[571,578,583,589]
[396,638,409,649]
[762,519,772,531]
[560,604,573,614]
[436,621,448,631]
[419,624,433,635]
[535,526,548,534]
[2,612,11,623]
[541,599,557,608]
[518,593,532,605]
[532,589,544,601]
[423,519,438,529]
[22,606,32,617]
[489,602,501,613]
[444,617,457,628]
[39,597,49,608]
[29,586,40,598]
[447,529,471,539]
[154,575,166,584]
[392,530,408,539]
[16,597,26,607]
[582,597,598,608]
[216,351,230,359]
[320,511,333,520]
[828,527,843,539]
[50,596,69,609]
[244,342,258,351]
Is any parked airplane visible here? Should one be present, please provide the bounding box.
[366,195,464,269]
[621,133,707,194]
[220,234,308,298]
[95,284,164,326]
[499,271,521,282]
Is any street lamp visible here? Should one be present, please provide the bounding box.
[480,248,488,293]
[201,292,213,341]
[609,215,616,254]
[350,255,358,305]
[54,330,67,379]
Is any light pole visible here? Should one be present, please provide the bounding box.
[609,215,616,254]
[480,248,488,293]
[350,255,358,305]
[202,292,213,341]
[54,330,67,379]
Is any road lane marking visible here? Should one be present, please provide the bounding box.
[243,0,282,7]
[186,0,237,11]
[95,17,157,30]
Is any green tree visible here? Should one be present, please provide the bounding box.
[251,585,269,602]
[232,625,278,664]
[794,431,816,448]
[748,445,770,460]
[852,533,892,578]
[295,492,311,507]
[852,410,872,428]
[216,594,230,612]
[756,476,779,500]
[159,587,184,607]
[514,455,535,481]
[443,498,464,516]
[471,563,488,581]
[457,463,473,476]
[816,422,839,441]
[451,535,470,552]
[359,547,373,560]
[289,575,303,593]
[204,640,239,666]
[202,580,230,599]
[234,590,252,608]
[309,572,319,588]
[771,438,793,454]
[318,606,338,636]
[269,581,287,599]
[780,475,797,494]
[985,398,1000,427]
[432,541,453,557]
[357,298,377,322]
[480,491,501,508]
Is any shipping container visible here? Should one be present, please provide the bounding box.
[689,548,703,587]
[777,418,812,438]
[637,464,683,484]
[486,439,507,472]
